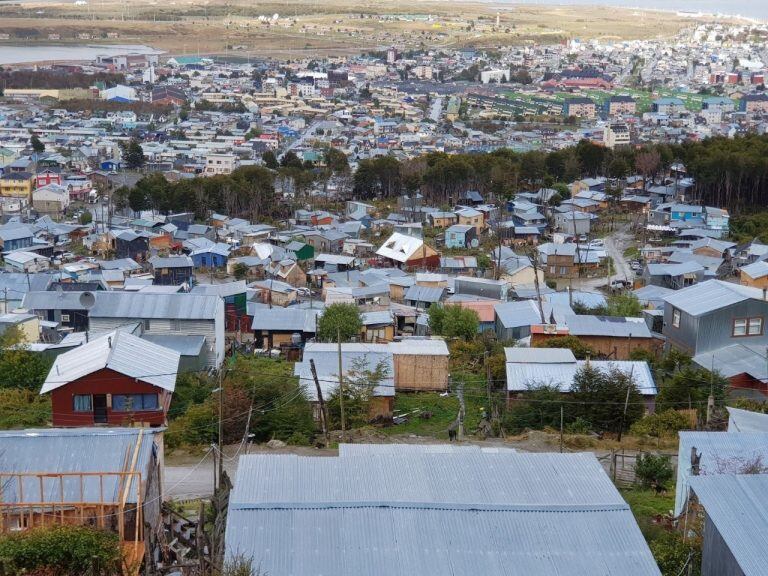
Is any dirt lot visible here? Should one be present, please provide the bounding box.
[0,0,741,58]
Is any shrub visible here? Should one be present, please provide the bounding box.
[286,431,310,446]
[649,530,701,576]
[635,453,674,489]
[0,525,121,575]
[630,410,691,439]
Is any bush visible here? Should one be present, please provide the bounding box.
[649,530,701,576]
[0,389,50,428]
[534,335,595,359]
[630,410,691,439]
[565,416,592,434]
[0,525,121,575]
[286,431,310,446]
[635,453,674,489]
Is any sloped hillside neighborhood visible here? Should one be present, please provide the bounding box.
[4,21,768,576]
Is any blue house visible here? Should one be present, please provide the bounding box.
[445,224,476,249]
[190,242,231,269]
[670,204,704,224]
[100,160,121,171]
[0,226,34,253]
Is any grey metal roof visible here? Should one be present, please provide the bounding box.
[675,432,768,515]
[664,280,766,316]
[41,330,180,393]
[250,307,321,332]
[149,255,194,268]
[506,359,656,396]
[646,261,704,277]
[191,281,247,298]
[404,284,445,303]
[22,290,92,310]
[693,343,768,381]
[89,292,222,320]
[338,443,517,456]
[688,474,768,576]
[361,310,394,326]
[295,347,395,400]
[727,407,768,433]
[141,334,206,357]
[0,427,160,504]
[225,452,660,576]
[564,315,652,338]
[505,347,576,363]
[495,300,545,328]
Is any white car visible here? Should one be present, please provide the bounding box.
[589,239,605,247]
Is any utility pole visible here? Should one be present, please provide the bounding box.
[559,405,564,453]
[617,365,635,442]
[217,368,224,490]
[337,327,346,443]
[310,358,330,444]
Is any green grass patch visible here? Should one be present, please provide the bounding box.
[620,486,675,540]
[381,392,485,439]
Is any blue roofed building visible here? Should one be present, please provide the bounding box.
[225,448,661,576]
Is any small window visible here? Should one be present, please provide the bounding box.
[733,318,748,336]
[749,317,763,336]
[672,308,681,328]
[113,394,160,412]
[144,319,151,331]
[171,319,180,331]
[61,313,71,323]
[73,394,92,412]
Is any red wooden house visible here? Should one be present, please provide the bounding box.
[40,330,180,427]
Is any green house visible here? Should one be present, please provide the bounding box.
[286,241,314,261]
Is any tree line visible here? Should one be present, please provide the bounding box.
[353,135,768,213]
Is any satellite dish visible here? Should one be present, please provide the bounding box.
[79,292,96,309]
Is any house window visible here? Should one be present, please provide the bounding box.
[733,317,763,337]
[73,394,92,412]
[144,319,151,331]
[112,394,160,411]
[672,308,681,328]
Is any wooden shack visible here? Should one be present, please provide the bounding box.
[390,339,450,391]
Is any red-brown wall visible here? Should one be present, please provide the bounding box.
[49,368,170,427]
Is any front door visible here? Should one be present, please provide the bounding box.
[93,394,108,424]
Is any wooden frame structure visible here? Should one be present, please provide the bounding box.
[0,429,146,575]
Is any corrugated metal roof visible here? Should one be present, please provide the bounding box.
[404,284,445,303]
[727,407,768,433]
[376,232,426,263]
[740,260,768,279]
[191,281,247,298]
[675,432,768,515]
[693,344,768,381]
[89,292,222,320]
[564,315,652,338]
[505,347,576,363]
[338,443,517,456]
[22,290,92,310]
[688,474,768,576]
[506,359,656,396]
[250,308,321,332]
[225,452,659,576]
[361,310,394,326]
[149,255,193,268]
[0,427,160,504]
[663,279,765,316]
[141,334,206,356]
[296,348,395,400]
[41,330,180,393]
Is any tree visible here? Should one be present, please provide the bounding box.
[0,327,53,391]
[535,335,595,359]
[280,150,303,169]
[656,365,726,414]
[502,382,564,433]
[316,303,362,342]
[324,147,349,174]
[30,133,45,154]
[605,293,643,317]
[630,409,691,439]
[122,138,145,170]
[634,453,674,488]
[232,262,249,280]
[327,357,390,428]
[262,150,278,169]
[427,305,479,340]
[571,364,643,434]
[78,211,93,225]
